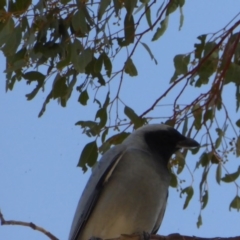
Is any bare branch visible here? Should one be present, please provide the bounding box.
[0,210,59,240]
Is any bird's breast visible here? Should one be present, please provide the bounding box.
[79,149,170,240]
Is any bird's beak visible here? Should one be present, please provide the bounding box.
[177,137,200,149]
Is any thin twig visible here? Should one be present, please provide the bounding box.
[0,211,59,240]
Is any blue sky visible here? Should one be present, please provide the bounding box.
[1,1,240,240]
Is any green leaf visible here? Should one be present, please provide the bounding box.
[23,71,45,82]
[124,13,135,45]
[94,93,109,127]
[103,92,110,108]
[72,47,92,73]
[124,58,138,76]
[182,117,188,135]
[78,141,98,172]
[216,163,222,185]
[236,136,240,157]
[174,54,190,75]
[236,84,240,111]
[201,190,208,209]
[176,151,185,174]
[85,57,97,77]
[52,76,68,99]
[0,0,6,9]
[10,0,31,12]
[192,104,202,130]
[235,119,240,128]
[134,2,145,15]
[98,0,111,20]
[95,108,107,128]
[21,16,29,31]
[33,0,44,14]
[229,195,240,211]
[215,137,222,149]
[75,121,100,137]
[60,72,77,106]
[22,71,42,81]
[197,152,210,168]
[179,0,185,7]
[78,90,89,106]
[165,119,175,127]
[0,18,14,47]
[156,1,165,17]
[97,73,106,86]
[79,48,93,72]
[99,132,131,153]
[210,152,219,164]
[94,54,104,74]
[124,106,146,129]
[140,42,157,64]
[216,127,224,137]
[196,42,218,87]
[221,166,240,183]
[61,0,71,4]
[145,4,152,28]
[170,172,178,188]
[113,0,122,15]
[107,132,130,145]
[26,82,45,101]
[179,4,184,30]
[197,214,202,228]
[181,186,194,209]
[194,35,207,59]
[199,167,209,199]
[23,71,45,101]
[124,0,137,16]
[72,9,89,35]
[99,141,111,154]
[2,25,22,57]
[152,17,168,41]
[102,52,112,77]
[190,146,200,155]
[101,128,109,143]
[70,40,82,71]
[204,41,218,58]
[203,109,214,123]
[166,0,179,15]
[57,44,71,70]
[7,47,26,68]
[38,91,53,118]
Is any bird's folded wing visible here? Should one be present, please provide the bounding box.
[69,144,127,240]
[152,191,168,234]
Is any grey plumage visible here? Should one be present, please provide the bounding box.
[69,124,199,240]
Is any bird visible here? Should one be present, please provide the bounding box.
[69,124,200,240]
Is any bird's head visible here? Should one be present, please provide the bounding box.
[125,124,200,162]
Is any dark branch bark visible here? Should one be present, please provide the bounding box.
[112,233,240,240]
[0,210,59,240]
[1,211,240,240]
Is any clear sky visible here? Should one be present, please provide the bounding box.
[1,1,240,240]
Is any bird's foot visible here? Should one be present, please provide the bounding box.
[142,231,150,240]
[121,231,150,240]
[89,237,102,240]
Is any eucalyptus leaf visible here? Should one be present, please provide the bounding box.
[181,186,194,209]
[78,141,98,172]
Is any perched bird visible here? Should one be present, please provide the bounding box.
[69,124,199,240]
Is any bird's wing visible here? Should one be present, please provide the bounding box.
[69,144,127,240]
[152,191,168,234]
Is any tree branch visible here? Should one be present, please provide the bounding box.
[0,210,59,240]
[107,233,240,240]
[1,210,240,240]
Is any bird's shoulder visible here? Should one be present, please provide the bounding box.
[68,144,127,240]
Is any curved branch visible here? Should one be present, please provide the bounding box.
[0,211,59,240]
